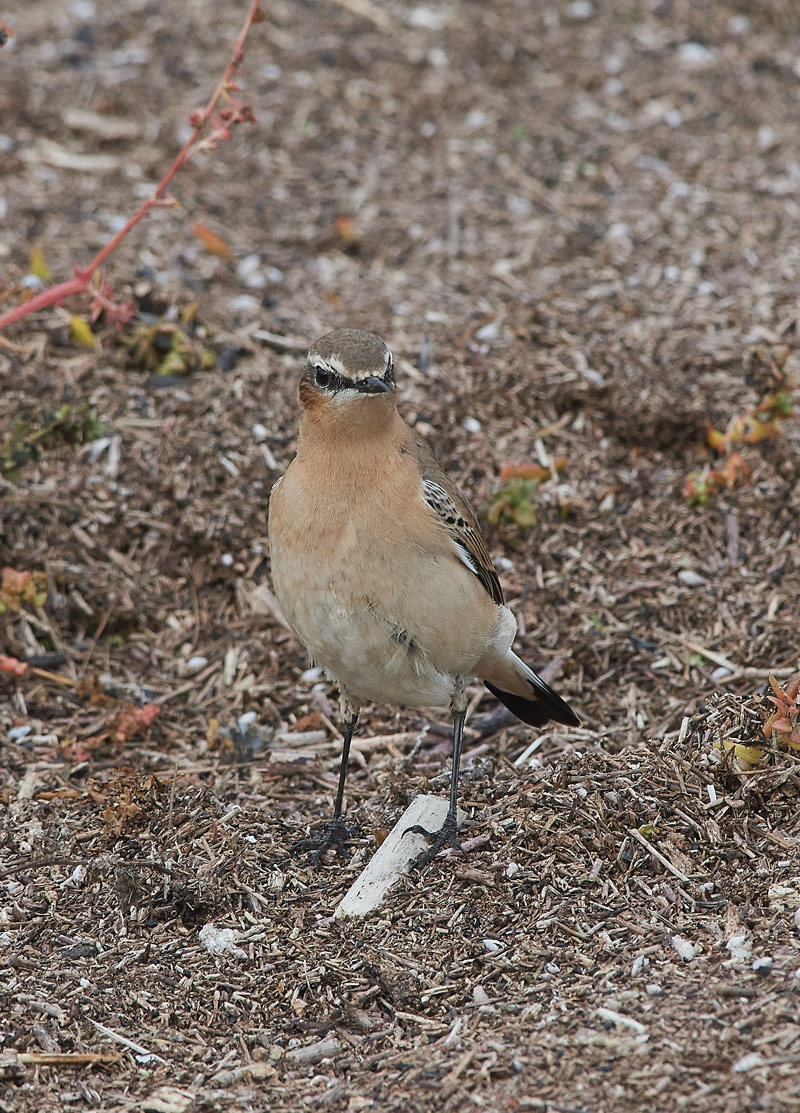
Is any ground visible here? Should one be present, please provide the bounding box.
[1,0,800,1110]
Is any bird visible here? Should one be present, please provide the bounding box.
[268,328,579,868]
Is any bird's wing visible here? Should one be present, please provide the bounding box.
[414,432,504,606]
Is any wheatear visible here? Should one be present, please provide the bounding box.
[268,329,579,868]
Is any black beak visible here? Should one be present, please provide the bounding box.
[356,375,391,395]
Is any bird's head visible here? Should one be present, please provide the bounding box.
[299,330,396,423]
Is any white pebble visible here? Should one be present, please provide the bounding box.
[186,656,208,673]
[758,125,778,152]
[631,955,649,977]
[482,939,503,952]
[671,935,697,961]
[9,726,32,741]
[733,1052,764,1073]
[645,983,663,996]
[677,42,715,68]
[505,862,520,879]
[475,320,499,341]
[462,417,482,434]
[220,553,234,567]
[726,934,752,961]
[408,6,449,29]
[236,254,267,289]
[752,956,772,974]
[228,294,260,314]
[251,423,268,441]
[237,711,258,733]
[567,0,594,19]
[465,109,487,130]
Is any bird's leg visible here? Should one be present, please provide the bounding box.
[295,702,359,865]
[406,683,468,869]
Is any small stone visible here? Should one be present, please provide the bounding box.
[252,423,268,442]
[645,983,663,996]
[752,956,772,975]
[727,15,749,34]
[475,320,499,341]
[733,1052,765,1073]
[726,934,752,961]
[678,569,707,588]
[677,42,715,67]
[462,416,481,433]
[671,935,697,961]
[236,254,266,289]
[758,125,778,152]
[567,0,594,19]
[186,656,208,673]
[228,294,260,314]
[220,553,234,567]
[482,939,503,952]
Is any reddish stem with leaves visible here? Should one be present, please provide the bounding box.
[0,0,261,335]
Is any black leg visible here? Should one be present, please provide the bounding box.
[405,705,467,869]
[295,710,358,865]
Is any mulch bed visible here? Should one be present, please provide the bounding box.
[2,0,800,1109]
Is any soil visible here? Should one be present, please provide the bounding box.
[2,1,800,1111]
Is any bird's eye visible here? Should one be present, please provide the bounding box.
[314,366,331,388]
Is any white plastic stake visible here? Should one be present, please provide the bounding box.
[335,794,466,918]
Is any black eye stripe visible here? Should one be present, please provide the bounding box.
[309,363,393,391]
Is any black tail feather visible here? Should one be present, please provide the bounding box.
[484,676,579,729]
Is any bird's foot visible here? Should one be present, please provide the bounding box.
[294,816,352,866]
[405,810,464,870]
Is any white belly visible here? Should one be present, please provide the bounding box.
[297,597,457,708]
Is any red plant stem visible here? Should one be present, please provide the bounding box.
[0,0,261,334]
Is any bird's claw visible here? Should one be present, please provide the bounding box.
[404,813,465,870]
[294,816,352,866]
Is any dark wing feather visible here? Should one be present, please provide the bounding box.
[414,433,504,606]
